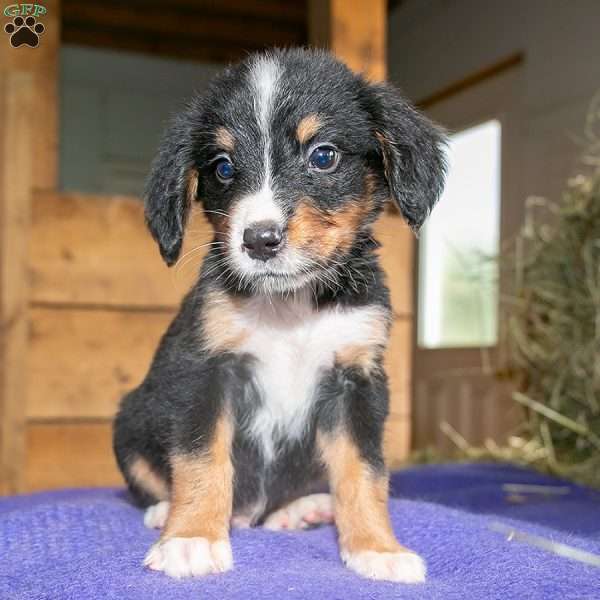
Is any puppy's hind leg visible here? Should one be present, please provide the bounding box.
[113,389,171,508]
[263,494,334,531]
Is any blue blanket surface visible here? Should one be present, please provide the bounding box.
[1,463,598,599]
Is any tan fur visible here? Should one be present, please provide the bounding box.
[187,170,199,205]
[287,175,376,259]
[336,308,389,374]
[129,456,169,501]
[162,415,233,542]
[215,127,235,152]
[200,289,247,353]
[287,197,372,259]
[318,431,408,555]
[296,114,322,144]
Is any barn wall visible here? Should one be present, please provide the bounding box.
[389,0,600,206]
[389,0,600,450]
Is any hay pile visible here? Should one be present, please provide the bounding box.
[436,104,600,489]
[460,108,600,488]
[498,162,600,488]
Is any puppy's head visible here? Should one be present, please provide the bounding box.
[145,48,446,293]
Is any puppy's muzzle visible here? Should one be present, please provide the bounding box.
[242,220,283,262]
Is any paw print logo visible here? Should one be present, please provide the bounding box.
[4,16,45,48]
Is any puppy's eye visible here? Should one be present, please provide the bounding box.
[215,158,234,182]
[308,145,339,173]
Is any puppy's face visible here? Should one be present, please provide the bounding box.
[145,49,446,294]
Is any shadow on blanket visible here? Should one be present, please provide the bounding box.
[1,463,598,600]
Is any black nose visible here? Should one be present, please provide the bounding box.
[242,221,283,261]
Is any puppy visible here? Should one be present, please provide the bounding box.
[113,48,446,583]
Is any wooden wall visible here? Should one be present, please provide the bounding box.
[22,194,412,491]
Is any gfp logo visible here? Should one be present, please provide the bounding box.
[3,4,46,48]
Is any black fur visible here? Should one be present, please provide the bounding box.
[114,48,446,524]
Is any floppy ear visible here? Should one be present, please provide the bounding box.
[362,82,447,231]
[144,102,201,266]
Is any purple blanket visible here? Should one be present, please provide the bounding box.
[1,463,598,599]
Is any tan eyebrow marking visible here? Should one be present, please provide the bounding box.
[296,114,323,144]
[215,127,235,152]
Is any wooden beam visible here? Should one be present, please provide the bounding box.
[0,72,35,494]
[309,0,387,80]
[0,0,60,192]
[417,52,524,109]
[61,0,307,63]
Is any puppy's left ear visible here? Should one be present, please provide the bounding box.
[144,102,201,266]
[361,82,447,231]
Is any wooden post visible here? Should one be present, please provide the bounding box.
[309,0,415,466]
[309,0,387,80]
[0,72,34,494]
[0,1,60,492]
[0,0,60,192]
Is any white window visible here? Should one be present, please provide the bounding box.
[418,119,501,349]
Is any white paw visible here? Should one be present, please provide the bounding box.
[342,549,426,583]
[143,501,170,529]
[231,514,252,529]
[263,493,334,531]
[144,537,233,578]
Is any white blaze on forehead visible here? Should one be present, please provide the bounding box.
[249,55,280,134]
[248,54,280,202]
[228,55,286,275]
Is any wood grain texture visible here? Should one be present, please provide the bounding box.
[29,193,211,307]
[61,0,307,64]
[26,307,174,419]
[24,421,122,491]
[373,211,414,317]
[385,318,411,419]
[0,72,34,494]
[309,0,387,81]
[0,0,59,191]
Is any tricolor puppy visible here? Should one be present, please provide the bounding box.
[113,48,446,583]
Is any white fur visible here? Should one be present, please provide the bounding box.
[263,493,333,530]
[229,56,322,292]
[232,292,387,461]
[144,537,233,578]
[144,501,170,529]
[341,550,426,583]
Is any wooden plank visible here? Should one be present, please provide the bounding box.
[384,415,410,470]
[309,0,387,80]
[0,0,59,191]
[29,193,211,307]
[26,307,174,419]
[24,421,122,491]
[373,212,414,317]
[0,72,35,494]
[385,318,411,420]
[61,0,306,64]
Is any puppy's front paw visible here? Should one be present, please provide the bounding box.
[144,537,233,578]
[341,549,426,583]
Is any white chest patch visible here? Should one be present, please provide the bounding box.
[228,293,387,461]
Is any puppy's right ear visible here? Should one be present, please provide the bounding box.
[144,102,201,266]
